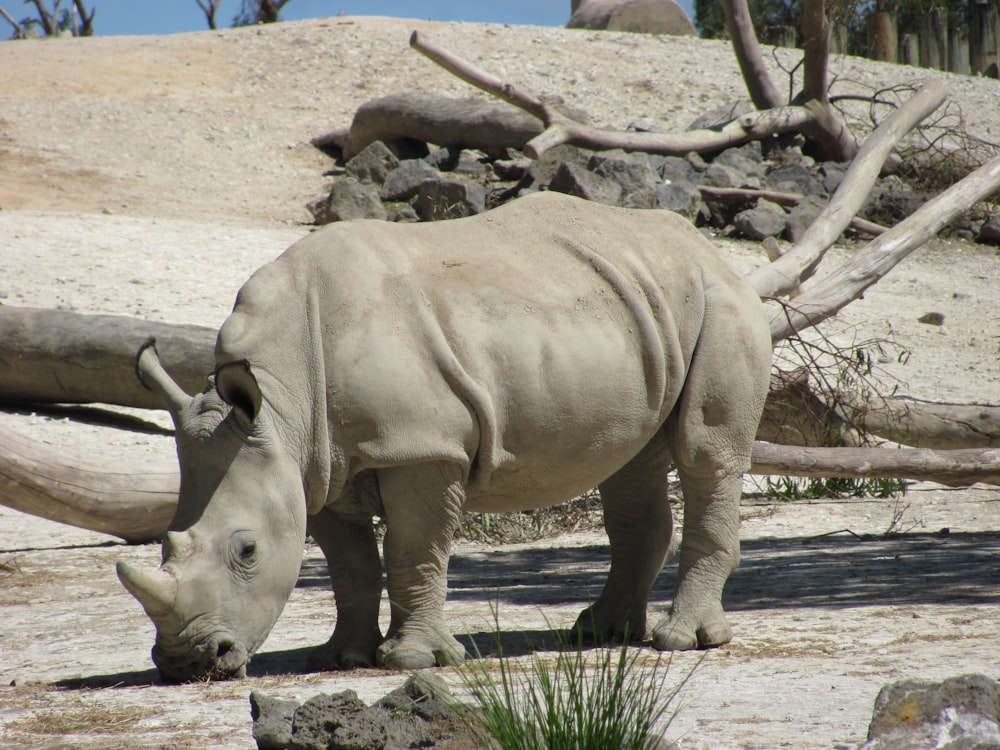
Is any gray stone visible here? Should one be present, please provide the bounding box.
[703,162,751,189]
[345,140,400,185]
[548,161,623,206]
[290,691,369,750]
[734,199,787,240]
[594,157,659,206]
[977,213,1000,245]
[819,161,847,193]
[659,155,697,183]
[656,180,702,219]
[714,149,767,180]
[414,178,486,221]
[379,160,438,202]
[785,194,827,242]
[492,157,532,181]
[308,179,387,224]
[765,163,826,196]
[859,674,1000,750]
[528,144,594,187]
[250,691,299,750]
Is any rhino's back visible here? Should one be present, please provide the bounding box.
[236,193,759,508]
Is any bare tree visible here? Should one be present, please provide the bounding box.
[0,0,94,38]
[195,0,221,30]
[233,0,293,26]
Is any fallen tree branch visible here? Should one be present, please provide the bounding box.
[0,306,214,409]
[750,79,949,299]
[751,441,1000,487]
[0,423,176,543]
[769,152,1000,342]
[698,186,887,236]
[409,30,817,159]
[317,92,559,160]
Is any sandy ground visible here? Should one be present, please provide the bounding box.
[1,15,999,750]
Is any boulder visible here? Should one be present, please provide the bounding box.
[345,140,400,185]
[858,674,1000,750]
[567,0,697,36]
[308,178,387,224]
[656,180,702,219]
[379,160,439,202]
[734,199,787,240]
[548,161,623,205]
[977,212,1000,245]
[413,178,487,220]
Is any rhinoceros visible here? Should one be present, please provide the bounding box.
[116,191,771,681]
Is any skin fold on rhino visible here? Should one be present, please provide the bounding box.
[116,191,771,681]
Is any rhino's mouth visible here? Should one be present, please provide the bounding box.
[152,634,250,682]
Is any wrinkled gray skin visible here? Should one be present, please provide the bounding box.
[117,192,771,681]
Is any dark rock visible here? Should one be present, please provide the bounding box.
[308,179,387,224]
[734,199,787,240]
[492,158,532,181]
[414,178,487,221]
[345,141,400,186]
[859,674,1000,750]
[290,691,369,750]
[452,149,492,178]
[385,202,419,223]
[379,160,439,202]
[528,144,594,187]
[250,691,299,750]
[713,149,767,180]
[659,155,697,183]
[785,194,827,242]
[918,312,945,326]
[594,157,659,206]
[703,162,754,190]
[819,161,847,193]
[765,163,825,196]
[548,161,623,206]
[426,146,461,171]
[977,213,1000,245]
[656,180,702,219]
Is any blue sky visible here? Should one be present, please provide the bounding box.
[39,0,697,37]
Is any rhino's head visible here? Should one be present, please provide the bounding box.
[117,342,308,681]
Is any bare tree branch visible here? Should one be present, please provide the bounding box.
[768,152,1000,342]
[196,0,222,30]
[750,80,949,299]
[751,441,1000,487]
[0,4,24,36]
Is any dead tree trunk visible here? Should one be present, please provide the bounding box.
[0,423,176,543]
[0,307,214,409]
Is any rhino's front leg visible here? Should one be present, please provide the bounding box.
[376,461,466,670]
[306,508,383,670]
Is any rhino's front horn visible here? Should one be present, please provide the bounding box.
[117,560,178,619]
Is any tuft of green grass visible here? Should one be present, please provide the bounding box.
[764,475,907,501]
[459,629,697,750]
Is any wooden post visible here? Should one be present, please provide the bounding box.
[868,9,897,62]
[950,23,972,74]
[971,0,1000,77]
[920,7,948,70]
[899,33,919,66]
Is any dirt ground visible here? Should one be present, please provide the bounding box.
[1,15,999,750]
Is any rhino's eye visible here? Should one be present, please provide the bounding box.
[229,531,258,568]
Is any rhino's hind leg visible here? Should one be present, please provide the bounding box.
[652,297,771,652]
[306,508,384,670]
[376,461,467,670]
[574,432,676,644]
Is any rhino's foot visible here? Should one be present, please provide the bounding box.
[651,606,732,651]
[376,630,466,670]
[306,628,382,671]
[572,602,647,645]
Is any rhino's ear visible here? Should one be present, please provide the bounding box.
[216,360,262,427]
